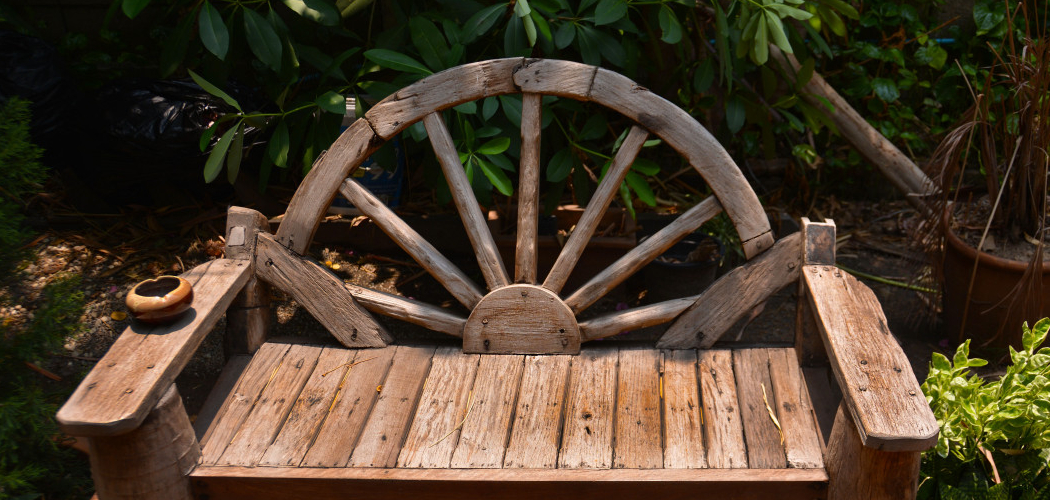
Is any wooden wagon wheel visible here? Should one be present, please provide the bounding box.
[269,58,775,355]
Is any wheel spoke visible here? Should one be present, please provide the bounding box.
[578,297,698,341]
[345,284,466,337]
[423,112,511,291]
[516,93,542,283]
[564,195,723,313]
[339,179,484,309]
[542,125,648,294]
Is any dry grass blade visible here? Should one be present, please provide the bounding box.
[761,383,783,445]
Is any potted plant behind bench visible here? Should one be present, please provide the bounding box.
[924,4,1049,349]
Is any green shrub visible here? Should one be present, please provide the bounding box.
[0,97,46,275]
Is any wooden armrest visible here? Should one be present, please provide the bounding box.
[57,259,251,437]
[803,265,938,452]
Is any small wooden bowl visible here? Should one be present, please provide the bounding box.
[126,276,194,324]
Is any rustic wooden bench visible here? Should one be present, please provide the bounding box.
[57,58,937,500]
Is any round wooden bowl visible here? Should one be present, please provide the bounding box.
[126,276,194,324]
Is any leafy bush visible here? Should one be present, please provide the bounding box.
[919,318,1050,498]
[0,97,46,274]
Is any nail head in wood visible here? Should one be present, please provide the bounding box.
[463,284,580,354]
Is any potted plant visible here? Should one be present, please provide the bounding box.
[925,0,1049,349]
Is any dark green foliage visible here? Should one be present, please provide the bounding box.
[0,98,46,275]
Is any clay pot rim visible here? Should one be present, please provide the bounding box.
[126,276,194,313]
[943,209,1050,273]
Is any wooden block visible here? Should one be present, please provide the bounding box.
[698,350,747,468]
[796,218,836,366]
[462,284,580,355]
[513,58,597,99]
[503,355,572,468]
[451,355,525,468]
[661,349,706,468]
[800,217,836,266]
[559,346,618,469]
[826,402,921,499]
[397,347,480,468]
[767,349,824,469]
[733,348,787,469]
[614,348,662,469]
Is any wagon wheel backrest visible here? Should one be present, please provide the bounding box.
[267,58,784,354]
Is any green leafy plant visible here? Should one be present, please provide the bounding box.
[0,98,46,276]
[919,318,1050,498]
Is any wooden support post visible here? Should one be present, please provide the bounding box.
[225,207,271,355]
[826,402,921,499]
[88,385,200,500]
[796,218,834,366]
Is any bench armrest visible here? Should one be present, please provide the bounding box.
[803,264,938,452]
[57,259,251,436]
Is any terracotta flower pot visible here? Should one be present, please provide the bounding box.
[126,276,194,324]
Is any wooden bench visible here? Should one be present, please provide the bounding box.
[57,58,937,500]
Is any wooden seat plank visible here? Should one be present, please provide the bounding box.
[217,344,322,466]
[258,347,358,466]
[767,349,823,469]
[559,346,618,469]
[345,346,434,468]
[195,354,252,442]
[698,350,747,468]
[451,355,526,468]
[734,348,787,469]
[661,349,706,468]
[503,355,572,468]
[57,259,251,436]
[398,347,481,468]
[614,348,663,469]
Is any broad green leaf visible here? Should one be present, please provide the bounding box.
[871,78,899,102]
[766,3,813,20]
[476,126,502,138]
[726,94,746,133]
[504,12,529,55]
[486,153,515,172]
[579,114,607,141]
[522,11,538,46]
[915,43,948,70]
[750,14,768,64]
[1024,318,1050,352]
[204,125,238,183]
[499,94,524,127]
[315,91,346,114]
[444,43,465,68]
[243,8,283,71]
[122,0,151,19]
[820,7,847,38]
[973,0,1004,33]
[462,3,507,44]
[795,57,815,90]
[658,6,682,44]
[765,10,791,53]
[410,16,449,71]
[694,58,715,93]
[818,0,858,19]
[619,181,635,219]
[198,1,229,60]
[268,121,291,167]
[554,21,575,49]
[803,23,833,58]
[477,157,513,195]
[477,137,511,155]
[594,0,627,26]
[931,352,952,372]
[482,97,499,120]
[159,13,194,77]
[364,49,433,75]
[280,0,339,25]
[593,27,625,66]
[631,158,660,176]
[226,123,244,183]
[547,147,574,182]
[514,0,531,17]
[187,69,242,112]
[199,122,219,152]
[625,171,655,206]
[531,9,552,42]
[454,101,477,115]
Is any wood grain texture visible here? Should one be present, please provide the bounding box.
[58,259,251,436]
[424,112,510,291]
[662,349,706,469]
[613,348,663,469]
[767,349,824,469]
[513,58,597,98]
[297,346,396,468]
[192,466,829,500]
[339,179,484,309]
[258,347,358,466]
[345,283,466,337]
[217,344,321,466]
[194,355,251,442]
[698,350,748,468]
[200,342,290,463]
[451,355,525,468]
[796,218,836,366]
[224,207,272,354]
[826,403,921,499]
[345,346,435,468]
[503,355,571,468]
[275,118,380,254]
[566,196,723,313]
[559,346,618,469]
[543,126,648,294]
[803,265,938,452]
[516,92,542,284]
[733,348,787,469]
[588,68,773,259]
[89,385,199,500]
[579,296,697,341]
[803,366,842,450]
[398,347,480,468]
[658,232,802,349]
[462,284,580,354]
[800,217,836,266]
[255,233,391,348]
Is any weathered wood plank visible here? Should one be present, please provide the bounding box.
[767,348,823,469]
[734,348,787,469]
[661,349,706,469]
[58,259,251,436]
[566,196,723,313]
[698,349,747,468]
[346,346,435,468]
[559,346,618,469]
[451,355,525,468]
[580,296,697,341]
[217,344,321,466]
[803,265,938,451]
[658,232,802,349]
[225,206,272,355]
[195,355,251,442]
[614,348,663,469]
[503,355,572,468]
[826,402,921,499]
[803,366,842,450]
[462,284,580,355]
[544,126,648,294]
[796,218,836,366]
[258,347,358,466]
[398,347,481,468]
[339,179,484,309]
[516,92,542,284]
[200,342,290,463]
[345,283,466,337]
[255,233,391,348]
[513,58,597,99]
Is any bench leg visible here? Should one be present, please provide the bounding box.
[88,385,200,500]
[826,403,921,499]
